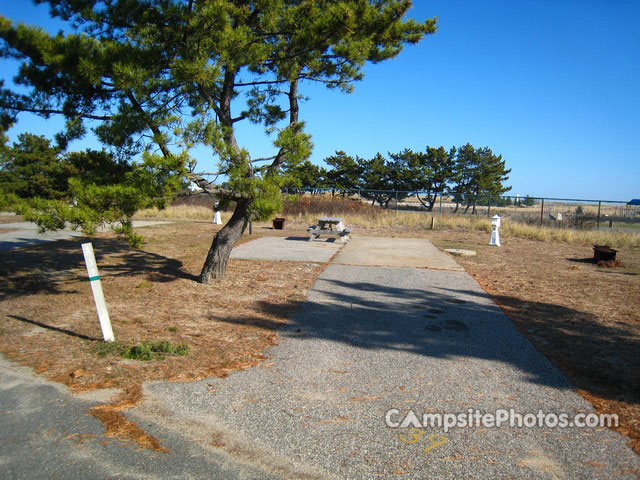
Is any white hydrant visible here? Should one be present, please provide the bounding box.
[490,215,501,247]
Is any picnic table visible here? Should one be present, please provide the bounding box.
[307,217,352,243]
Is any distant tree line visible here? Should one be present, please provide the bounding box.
[284,143,512,212]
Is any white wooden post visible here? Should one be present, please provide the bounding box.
[81,242,115,342]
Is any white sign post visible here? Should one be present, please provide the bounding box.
[81,242,115,342]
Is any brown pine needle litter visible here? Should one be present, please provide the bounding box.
[89,384,167,452]
[0,222,325,450]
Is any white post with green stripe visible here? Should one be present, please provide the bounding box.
[81,242,115,342]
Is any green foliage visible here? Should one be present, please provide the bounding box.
[324,151,364,191]
[249,176,285,221]
[0,1,437,278]
[123,341,190,362]
[0,133,68,199]
[92,340,189,361]
[359,153,397,207]
[488,195,513,207]
[450,143,511,213]
[7,149,184,246]
[91,341,127,358]
[0,190,19,210]
[323,143,511,212]
[282,160,327,190]
[387,147,457,211]
[66,149,132,186]
[14,197,71,232]
[419,146,457,210]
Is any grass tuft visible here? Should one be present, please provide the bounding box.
[92,340,189,361]
[122,341,190,361]
[92,341,127,358]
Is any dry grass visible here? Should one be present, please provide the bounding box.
[134,205,220,221]
[280,194,640,248]
[503,220,640,248]
[137,198,640,249]
[2,206,639,455]
[0,224,323,392]
[284,211,640,249]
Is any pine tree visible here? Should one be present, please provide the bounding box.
[413,146,456,211]
[1,1,436,281]
[324,151,364,193]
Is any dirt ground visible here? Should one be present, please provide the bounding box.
[1,218,639,454]
[0,222,328,392]
[0,222,325,447]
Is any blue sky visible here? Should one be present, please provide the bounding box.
[1,0,638,200]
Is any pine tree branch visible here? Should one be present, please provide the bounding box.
[187,174,249,201]
[0,102,112,121]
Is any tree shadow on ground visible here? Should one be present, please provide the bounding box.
[218,278,639,405]
[0,236,197,301]
[6,314,100,341]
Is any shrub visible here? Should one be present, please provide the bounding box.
[122,341,189,361]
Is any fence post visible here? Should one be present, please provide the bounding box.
[540,198,544,225]
[487,195,491,217]
[439,194,442,215]
[596,201,602,229]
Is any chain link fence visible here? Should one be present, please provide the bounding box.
[283,188,640,233]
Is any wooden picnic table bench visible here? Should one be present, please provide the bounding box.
[307,217,352,243]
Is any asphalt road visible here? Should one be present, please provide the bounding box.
[0,357,279,480]
[0,221,170,252]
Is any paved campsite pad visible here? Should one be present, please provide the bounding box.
[3,231,638,478]
[142,263,639,479]
[230,236,342,263]
[0,220,171,252]
[332,236,464,270]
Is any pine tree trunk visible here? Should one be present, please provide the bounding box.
[198,199,251,283]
